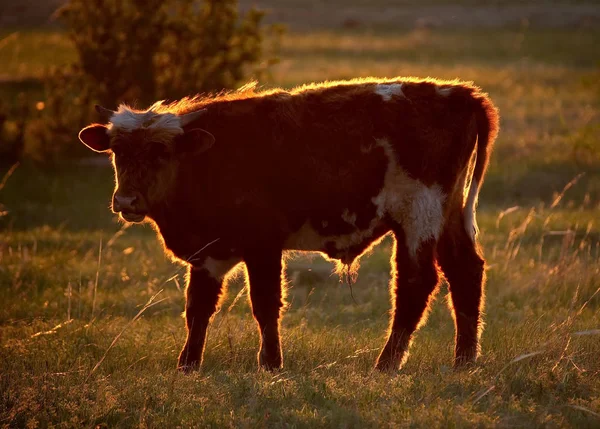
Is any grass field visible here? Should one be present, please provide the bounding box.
[1,7,600,428]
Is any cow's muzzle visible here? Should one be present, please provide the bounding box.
[112,192,147,223]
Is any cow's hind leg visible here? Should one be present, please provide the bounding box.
[376,228,439,371]
[245,248,285,370]
[178,260,238,372]
[437,214,486,367]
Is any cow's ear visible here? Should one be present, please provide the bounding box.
[175,128,215,155]
[79,124,111,153]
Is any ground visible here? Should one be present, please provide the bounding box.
[0,1,599,427]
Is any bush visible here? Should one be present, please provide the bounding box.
[21,0,282,162]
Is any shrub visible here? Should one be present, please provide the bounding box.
[22,0,282,162]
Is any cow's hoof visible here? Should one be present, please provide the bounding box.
[453,356,477,371]
[258,350,282,371]
[375,349,405,372]
[260,362,283,372]
[177,354,201,373]
[177,362,200,374]
[374,359,399,372]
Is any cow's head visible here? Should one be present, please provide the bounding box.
[78,104,215,223]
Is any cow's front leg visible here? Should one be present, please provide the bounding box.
[178,259,239,372]
[244,248,285,370]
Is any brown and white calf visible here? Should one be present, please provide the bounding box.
[78,77,499,371]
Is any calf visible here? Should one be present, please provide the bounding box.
[79,77,499,371]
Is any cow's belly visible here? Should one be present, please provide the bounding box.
[283,217,390,264]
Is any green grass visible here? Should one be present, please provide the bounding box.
[1,187,599,427]
[1,20,600,428]
[0,30,76,80]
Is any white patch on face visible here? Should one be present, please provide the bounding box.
[436,86,453,97]
[372,138,446,257]
[341,209,357,227]
[108,104,184,135]
[463,179,479,242]
[202,257,241,280]
[374,83,405,101]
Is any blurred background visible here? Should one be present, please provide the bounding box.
[0,2,599,427]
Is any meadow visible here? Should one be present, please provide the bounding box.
[1,10,600,428]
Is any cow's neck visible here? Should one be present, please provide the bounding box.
[148,195,201,262]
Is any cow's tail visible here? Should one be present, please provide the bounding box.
[464,92,500,242]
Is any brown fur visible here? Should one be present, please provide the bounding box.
[78,77,499,372]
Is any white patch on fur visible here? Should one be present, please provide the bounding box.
[464,179,479,242]
[341,209,357,227]
[202,257,241,280]
[372,138,446,257]
[374,83,405,101]
[436,86,453,97]
[108,104,184,135]
[405,185,445,256]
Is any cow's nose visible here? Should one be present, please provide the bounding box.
[113,194,138,212]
